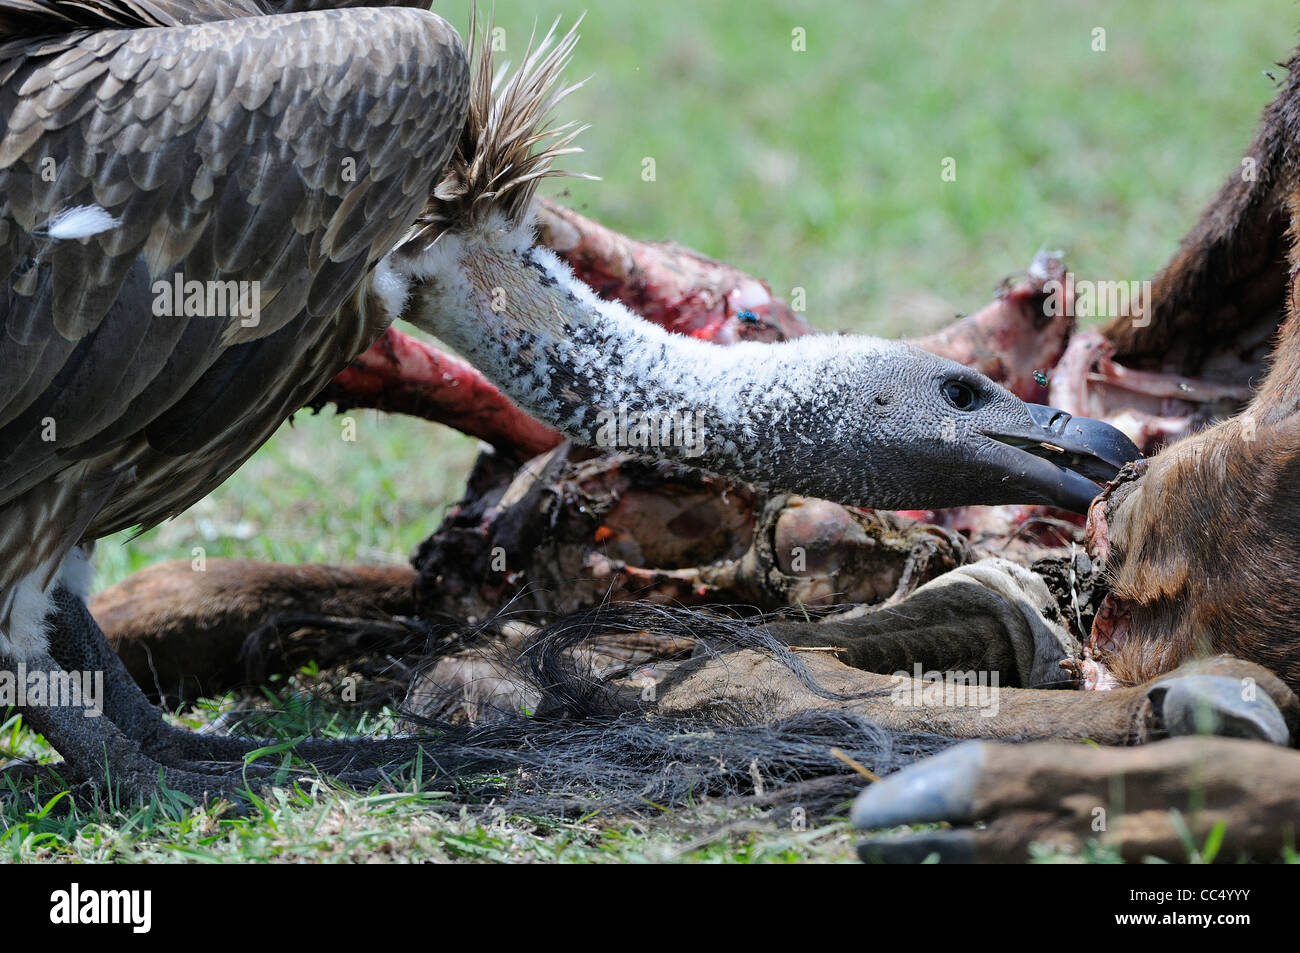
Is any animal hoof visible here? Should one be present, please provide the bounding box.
[850,741,983,830]
[857,831,975,864]
[1147,674,1291,745]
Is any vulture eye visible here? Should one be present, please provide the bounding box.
[941,379,978,411]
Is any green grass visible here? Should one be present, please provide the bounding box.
[1,684,862,863]
[7,0,1298,862]
[1,788,861,864]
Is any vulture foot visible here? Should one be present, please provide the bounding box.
[10,663,267,808]
[8,588,444,804]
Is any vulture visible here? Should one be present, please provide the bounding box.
[0,0,1138,800]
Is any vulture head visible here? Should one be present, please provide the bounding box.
[807,344,1143,512]
[385,20,1140,517]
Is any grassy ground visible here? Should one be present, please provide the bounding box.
[5,0,1297,862]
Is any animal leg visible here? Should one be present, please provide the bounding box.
[853,736,1300,863]
[653,647,1296,745]
[93,557,418,706]
[851,655,1299,862]
[767,558,1078,688]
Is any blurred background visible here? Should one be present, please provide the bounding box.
[95,0,1296,587]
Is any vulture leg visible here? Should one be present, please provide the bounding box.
[6,650,270,802]
[44,587,268,768]
[34,587,449,791]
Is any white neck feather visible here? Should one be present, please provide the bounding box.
[390,211,908,501]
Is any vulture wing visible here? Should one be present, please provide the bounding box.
[0,1,469,594]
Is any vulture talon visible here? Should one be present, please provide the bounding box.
[10,659,263,810]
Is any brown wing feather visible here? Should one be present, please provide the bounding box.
[0,5,469,598]
[0,0,261,40]
[0,0,422,38]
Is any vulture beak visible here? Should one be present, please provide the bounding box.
[980,404,1142,513]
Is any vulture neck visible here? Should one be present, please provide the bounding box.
[397,212,900,503]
